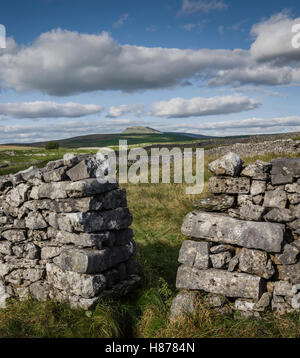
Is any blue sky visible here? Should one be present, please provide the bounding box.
[0,0,300,143]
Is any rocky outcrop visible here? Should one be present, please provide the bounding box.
[0,153,140,310]
[172,153,300,318]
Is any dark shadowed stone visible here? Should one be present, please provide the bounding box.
[193,194,234,212]
[271,158,300,178]
[181,212,285,253]
[170,291,198,320]
[264,208,295,223]
[208,152,243,177]
[203,294,226,308]
[278,263,300,284]
[178,240,211,269]
[276,244,299,265]
[209,177,250,195]
[228,255,240,272]
[239,248,275,279]
[176,265,265,300]
[241,160,271,180]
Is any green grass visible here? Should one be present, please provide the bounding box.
[0,150,300,338]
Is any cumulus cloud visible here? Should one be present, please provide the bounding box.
[179,0,228,15]
[0,101,103,119]
[152,95,260,118]
[250,11,300,65]
[207,65,293,87]
[0,29,248,96]
[107,104,145,118]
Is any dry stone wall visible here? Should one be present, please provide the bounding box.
[172,153,300,319]
[0,153,140,310]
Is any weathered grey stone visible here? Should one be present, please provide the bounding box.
[228,255,240,272]
[274,281,294,297]
[48,228,132,249]
[203,294,226,308]
[45,159,64,171]
[209,177,250,195]
[29,281,49,302]
[250,181,266,196]
[46,263,106,298]
[30,179,118,200]
[53,245,132,274]
[278,263,300,284]
[181,212,285,253]
[254,292,272,312]
[291,293,300,310]
[264,189,287,209]
[237,195,252,206]
[176,265,265,300]
[0,241,12,255]
[0,262,12,277]
[292,204,300,219]
[208,152,243,177]
[25,212,48,230]
[0,283,9,308]
[210,245,229,254]
[66,155,109,181]
[25,189,126,213]
[210,251,231,269]
[69,296,99,311]
[2,230,26,243]
[252,195,264,206]
[272,300,294,315]
[41,246,63,260]
[237,311,261,319]
[170,291,198,320]
[271,174,294,186]
[43,167,68,182]
[286,183,300,194]
[193,194,234,212]
[178,240,210,269]
[228,209,241,219]
[239,248,275,279]
[276,244,299,265]
[17,166,40,182]
[241,160,271,180]
[235,299,255,312]
[5,184,30,207]
[49,208,132,233]
[264,208,295,224]
[239,202,266,221]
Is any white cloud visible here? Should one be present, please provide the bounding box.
[107,104,145,118]
[113,13,129,29]
[0,101,103,119]
[0,30,248,95]
[207,65,293,87]
[152,95,261,118]
[250,11,300,65]
[179,0,228,15]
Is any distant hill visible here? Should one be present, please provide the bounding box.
[122,126,162,134]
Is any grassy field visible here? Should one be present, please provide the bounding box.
[0,150,300,338]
